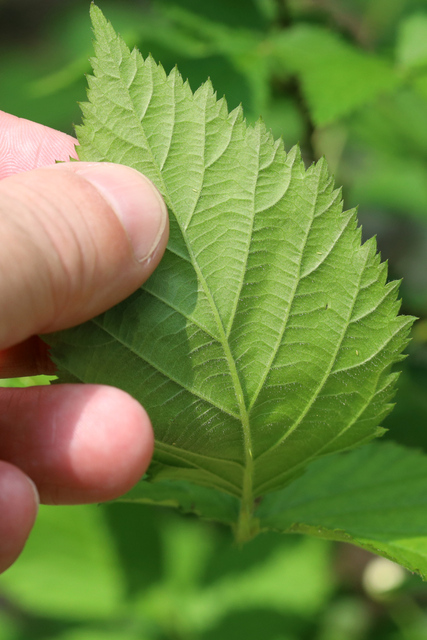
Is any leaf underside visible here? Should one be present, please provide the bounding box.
[45,6,415,550]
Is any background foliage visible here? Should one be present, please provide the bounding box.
[1,0,427,638]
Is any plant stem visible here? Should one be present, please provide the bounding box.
[235,471,257,544]
[234,421,260,544]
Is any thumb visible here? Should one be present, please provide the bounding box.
[0,162,168,349]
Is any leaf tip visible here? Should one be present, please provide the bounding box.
[89,2,104,25]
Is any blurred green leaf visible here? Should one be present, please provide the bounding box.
[384,358,427,453]
[0,50,84,133]
[254,0,279,22]
[349,153,427,221]
[0,505,124,620]
[350,89,427,158]
[132,517,333,636]
[0,501,333,638]
[271,25,400,125]
[191,536,333,621]
[154,5,271,116]
[155,0,268,29]
[201,609,300,640]
[261,97,305,148]
[102,503,165,599]
[0,614,16,640]
[344,89,427,222]
[396,13,427,70]
[49,631,136,640]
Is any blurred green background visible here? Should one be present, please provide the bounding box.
[2,0,427,638]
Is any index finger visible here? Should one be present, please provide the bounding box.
[0,111,78,179]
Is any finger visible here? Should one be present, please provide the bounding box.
[0,384,154,505]
[0,461,39,574]
[0,337,56,378]
[0,161,169,350]
[0,110,77,178]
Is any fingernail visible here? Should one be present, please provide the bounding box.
[25,475,40,515]
[75,163,168,262]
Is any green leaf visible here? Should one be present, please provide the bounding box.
[396,13,427,70]
[187,536,333,623]
[256,442,427,579]
[0,505,124,619]
[45,6,412,543]
[0,501,333,638]
[349,151,427,222]
[157,5,271,116]
[123,476,239,526]
[346,90,427,221]
[271,25,399,126]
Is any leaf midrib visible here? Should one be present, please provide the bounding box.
[98,47,260,499]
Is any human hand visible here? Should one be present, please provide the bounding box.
[0,111,169,573]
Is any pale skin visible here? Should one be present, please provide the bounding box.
[0,111,169,573]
